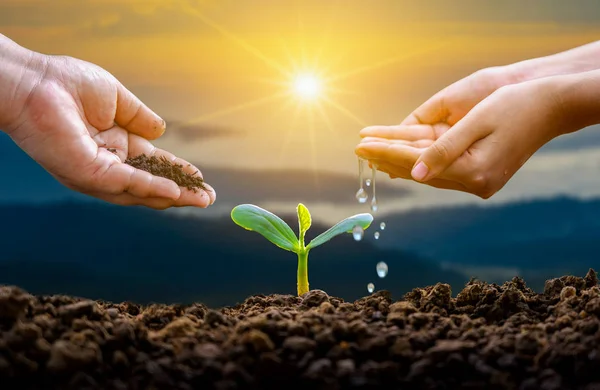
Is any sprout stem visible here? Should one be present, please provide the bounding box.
[297,249,309,296]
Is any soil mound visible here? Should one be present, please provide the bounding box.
[1,270,600,389]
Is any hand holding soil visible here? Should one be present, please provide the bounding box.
[0,34,215,209]
[356,40,600,199]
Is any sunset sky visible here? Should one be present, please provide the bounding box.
[2,0,600,224]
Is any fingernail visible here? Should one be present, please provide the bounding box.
[411,161,429,181]
[154,118,166,137]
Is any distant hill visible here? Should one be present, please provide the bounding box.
[375,196,600,285]
[0,202,465,307]
[2,196,599,307]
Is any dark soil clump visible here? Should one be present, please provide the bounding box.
[125,154,206,192]
[2,270,600,389]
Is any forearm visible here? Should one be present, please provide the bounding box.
[508,40,600,84]
[550,69,600,134]
[0,34,48,133]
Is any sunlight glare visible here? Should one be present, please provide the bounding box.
[181,1,445,179]
[293,74,321,100]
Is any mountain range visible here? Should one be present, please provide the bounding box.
[374,196,600,286]
[0,202,465,307]
[1,195,599,307]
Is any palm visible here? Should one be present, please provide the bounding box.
[9,66,214,209]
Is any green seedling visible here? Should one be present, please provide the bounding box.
[231,203,373,296]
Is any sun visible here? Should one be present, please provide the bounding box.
[293,73,322,100]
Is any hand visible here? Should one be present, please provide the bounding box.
[3,54,215,209]
[356,77,566,199]
[355,66,516,179]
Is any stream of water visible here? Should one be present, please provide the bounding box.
[355,157,389,294]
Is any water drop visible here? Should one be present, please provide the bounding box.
[352,225,364,241]
[380,222,386,230]
[367,283,375,293]
[370,164,378,212]
[365,178,371,187]
[376,261,388,278]
[374,231,380,240]
[355,188,368,203]
[356,158,369,204]
[370,196,378,212]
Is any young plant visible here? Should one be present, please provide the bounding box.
[231,203,373,296]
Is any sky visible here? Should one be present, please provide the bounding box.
[2,0,600,224]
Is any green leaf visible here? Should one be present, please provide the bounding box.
[297,203,312,243]
[307,213,373,250]
[231,204,299,252]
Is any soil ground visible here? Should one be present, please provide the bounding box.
[2,270,600,389]
[125,154,206,192]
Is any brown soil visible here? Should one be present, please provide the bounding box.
[125,154,206,192]
[2,270,600,389]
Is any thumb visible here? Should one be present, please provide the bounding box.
[411,116,490,182]
[114,82,166,140]
[400,93,447,126]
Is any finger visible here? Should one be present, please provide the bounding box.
[96,162,181,200]
[400,93,448,126]
[355,139,423,170]
[90,191,175,210]
[359,124,435,141]
[366,158,412,179]
[360,136,434,149]
[87,176,214,209]
[369,151,473,184]
[375,161,469,193]
[114,82,166,140]
[411,116,491,182]
[175,184,215,208]
[93,181,213,208]
[80,75,117,132]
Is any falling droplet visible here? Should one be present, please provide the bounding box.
[367,283,375,293]
[370,164,378,212]
[374,231,380,240]
[356,158,369,204]
[380,222,386,230]
[352,225,364,241]
[365,178,371,187]
[376,261,388,278]
[355,188,368,203]
[370,196,378,212]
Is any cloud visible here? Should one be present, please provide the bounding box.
[0,0,208,38]
[197,166,411,205]
[164,122,244,141]
[3,1,600,40]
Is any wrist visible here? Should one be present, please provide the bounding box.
[0,34,49,133]
[544,70,600,136]
[505,57,554,84]
[507,44,600,85]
